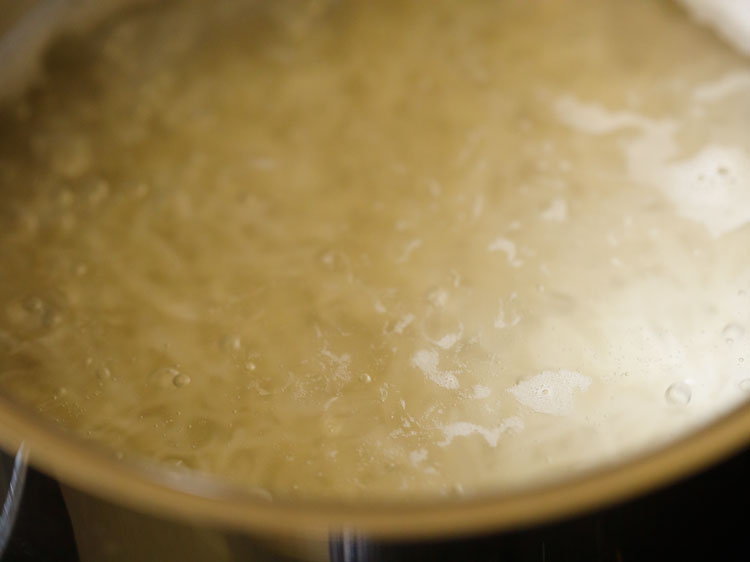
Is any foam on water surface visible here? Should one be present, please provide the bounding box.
[508,371,592,417]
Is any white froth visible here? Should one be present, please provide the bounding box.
[411,349,459,389]
[555,94,750,238]
[494,299,521,329]
[433,324,463,350]
[396,238,422,263]
[554,96,651,134]
[661,146,750,238]
[508,370,591,416]
[393,313,415,334]
[472,385,491,399]
[438,417,524,447]
[409,448,428,465]
[693,71,750,102]
[427,288,449,308]
[540,197,568,222]
[487,237,522,267]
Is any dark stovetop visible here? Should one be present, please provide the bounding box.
[3,445,749,562]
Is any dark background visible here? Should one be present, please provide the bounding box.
[4,444,749,562]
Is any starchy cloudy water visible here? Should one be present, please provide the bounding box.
[0,0,748,500]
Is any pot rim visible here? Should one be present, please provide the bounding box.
[0,393,747,539]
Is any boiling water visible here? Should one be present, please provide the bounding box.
[0,0,748,500]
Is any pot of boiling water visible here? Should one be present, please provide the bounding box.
[0,1,748,560]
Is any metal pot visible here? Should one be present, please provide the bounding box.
[0,2,748,561]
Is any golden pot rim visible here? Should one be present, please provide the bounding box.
[0,393,747,539]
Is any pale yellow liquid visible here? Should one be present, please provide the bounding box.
[0,0,749,500]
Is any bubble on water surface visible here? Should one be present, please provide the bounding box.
[149,367,181,389]
[665,381,692,406]
[172,373,191,388]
